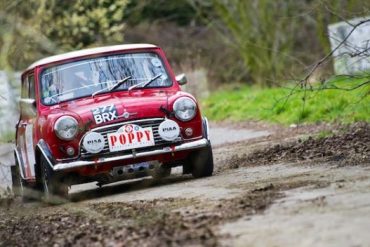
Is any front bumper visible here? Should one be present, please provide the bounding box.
[38,138,210,172]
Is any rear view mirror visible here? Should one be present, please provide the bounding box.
[175,73,188,85]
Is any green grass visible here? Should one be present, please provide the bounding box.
[202,79,369,124]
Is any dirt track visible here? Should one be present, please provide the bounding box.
[0,122,369,247]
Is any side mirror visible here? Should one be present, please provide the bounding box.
[175,73,188,85]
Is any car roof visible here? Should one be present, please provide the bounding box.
[26,43,158,71]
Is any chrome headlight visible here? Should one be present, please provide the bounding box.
[173,97,197,121]
[54,116,78,141]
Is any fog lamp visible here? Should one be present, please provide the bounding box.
[185,128,193,137]
[66,146,75,156]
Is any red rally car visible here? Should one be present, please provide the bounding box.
[11,44,213,199]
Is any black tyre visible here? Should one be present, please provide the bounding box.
[188,145,214,178]
[40,156,68,201]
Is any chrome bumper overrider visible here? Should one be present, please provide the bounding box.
[40,138,209,172]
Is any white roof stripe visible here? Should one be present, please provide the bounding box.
[26,43,157,71]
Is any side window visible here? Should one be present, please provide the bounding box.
[21,77,29,99]
[28,75,35,99]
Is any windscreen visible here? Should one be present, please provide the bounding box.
[40,52,172,105]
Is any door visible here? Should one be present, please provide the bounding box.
[16,74,37,180]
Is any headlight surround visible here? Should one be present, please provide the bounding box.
[173,97,197,121]
[54,116,79,141]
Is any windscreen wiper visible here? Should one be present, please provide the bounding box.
[128,74,162,91]
[92,76,132,97]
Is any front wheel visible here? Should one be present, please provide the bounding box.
[187,145,214,178]
[40,156,68,201]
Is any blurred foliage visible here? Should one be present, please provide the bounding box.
[123,0,241,85]
[124,21,246,85]
[43,0,127,50]
[0,0,128,70]
[0,0,369,87]
[125,0,202,26]
[192,0,370,86]
[211,0,300,86]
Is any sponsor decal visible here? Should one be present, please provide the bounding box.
[92,104,118,124]
[158,119,180,141]
[107,124,155,152]
[83,132,105,153]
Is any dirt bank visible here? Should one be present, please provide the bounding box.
[218,122,369,172]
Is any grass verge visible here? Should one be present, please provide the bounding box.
[202,79,369,124]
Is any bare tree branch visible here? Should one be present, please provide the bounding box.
[270,16,370,123]
[301,19,370,86]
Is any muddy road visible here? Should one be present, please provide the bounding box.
[0,122,369,247]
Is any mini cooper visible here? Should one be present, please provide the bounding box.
[11,44,213,199]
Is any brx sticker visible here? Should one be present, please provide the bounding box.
[92,104,118,124]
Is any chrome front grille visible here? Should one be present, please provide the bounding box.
[80,118,181,158]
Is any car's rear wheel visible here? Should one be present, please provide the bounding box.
[40,156,68,202]
[187,145,214,178]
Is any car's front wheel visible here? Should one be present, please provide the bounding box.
[40,156,68,202]
[186,145,214,178]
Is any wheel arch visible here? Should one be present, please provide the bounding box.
[202,117,210,141]
[34,139,55,186]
